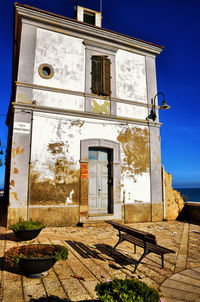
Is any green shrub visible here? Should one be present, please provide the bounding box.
[5,244,68,265]
[9,219,44,231]
[95,278,161,302]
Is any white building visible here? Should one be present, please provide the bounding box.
[4,3,166,226]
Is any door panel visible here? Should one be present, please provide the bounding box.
[88,148,110,214]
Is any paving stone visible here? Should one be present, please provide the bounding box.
[170,271,200,287]
[2,288,24,302]
[163,298,192,302]
[53,261,72,280]
[61,278,92,301]
[160,286,200,301]
[42,279,68,299]
[180,268,200,280]
[0,221,200,301]
[23,277,47,302]
[161,278,200,294]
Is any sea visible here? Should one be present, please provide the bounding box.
[0,188,199,202]
[175,188,200,203]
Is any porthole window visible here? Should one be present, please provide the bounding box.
[38,64,54,79]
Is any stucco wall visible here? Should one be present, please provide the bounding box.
[33,28,85,92]
[29,113,151,206]
[30,28,149,120]
[116,49,147,103]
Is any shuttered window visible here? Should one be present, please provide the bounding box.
[91,56,111,96]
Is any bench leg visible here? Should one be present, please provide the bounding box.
[161,255,164,268]
[134,244,136,254]
[133,250,149,273]
[113,237,124,250]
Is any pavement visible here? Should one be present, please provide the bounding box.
[0,220,200,302]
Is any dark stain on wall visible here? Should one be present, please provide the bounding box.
[117,126,150,181]
[30,141,80,205]
[48,142,64,155]
[30,167,80,205]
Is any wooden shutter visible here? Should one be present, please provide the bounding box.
[103,57,111,96]
[91,56,102,95]
[91,56,111,96]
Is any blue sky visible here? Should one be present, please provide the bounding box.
[0,0,200,189]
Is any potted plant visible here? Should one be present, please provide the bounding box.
[5,244,68,278]
[9,219,45,241]
[95,278,161,302]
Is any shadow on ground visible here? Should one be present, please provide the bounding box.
[95,244,137,267]
[28,297,97,302]
[66,240,105,261]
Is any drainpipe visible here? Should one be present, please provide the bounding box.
[27,110,33,220]
[162,165,166,220]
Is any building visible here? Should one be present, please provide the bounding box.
[4,3,166,226]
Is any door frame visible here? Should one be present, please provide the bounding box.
[80,139,121,216]
[88,147,111,214]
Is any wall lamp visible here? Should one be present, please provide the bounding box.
[148,92,170,121]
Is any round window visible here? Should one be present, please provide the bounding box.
[38,64,54,79]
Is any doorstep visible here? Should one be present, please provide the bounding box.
[79,214,124,227]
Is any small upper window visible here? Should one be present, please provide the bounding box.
[84,10,95,25]
[91,56,111,96]
[38,64,54,79]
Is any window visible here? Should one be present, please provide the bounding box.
[91,56,111,96]
[38,64,54,79]
[89,147,109,161]
[84,10,95,25]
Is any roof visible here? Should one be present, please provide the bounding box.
[14,2,164,50]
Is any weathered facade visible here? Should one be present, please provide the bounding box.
[4,4,166,226]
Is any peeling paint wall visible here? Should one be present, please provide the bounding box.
[34,28,85,92]
[116,50,147,103]
[91,99,110,115]
[32,90,84,111]
[117,126,150,203]
[8,113,31,212]
[30,113,151,206]
[117,103,148,120]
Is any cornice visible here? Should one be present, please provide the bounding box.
[16,81,155,109]
[12,102,162,128]
[15,4,163,56]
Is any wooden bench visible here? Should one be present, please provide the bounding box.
[106,221,175,272]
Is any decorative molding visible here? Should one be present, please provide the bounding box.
[12,102,162,127]
[83,39,118,54]
[16,81,156,109]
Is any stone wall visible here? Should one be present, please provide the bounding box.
[164,170,185,220]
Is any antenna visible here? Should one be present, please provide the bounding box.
[74,0,77,11]
[74,0,77,19]
[100,0,102,14]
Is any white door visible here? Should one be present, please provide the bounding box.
[88,148,110,214]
